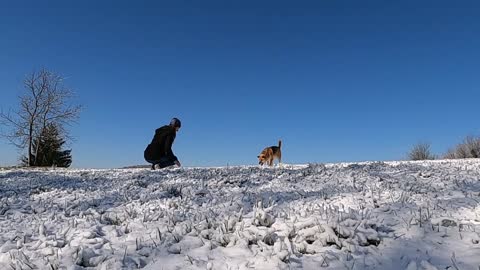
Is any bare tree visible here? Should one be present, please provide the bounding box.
[408,142,436,161]
[0,69,81,166]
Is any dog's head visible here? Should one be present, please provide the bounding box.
[257,154,266,165]
[257,148,272,165]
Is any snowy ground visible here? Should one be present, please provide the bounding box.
[1,160,480,270]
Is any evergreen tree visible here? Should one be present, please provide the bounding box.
[22,124,72,167]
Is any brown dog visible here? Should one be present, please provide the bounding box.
[258,140,282,166]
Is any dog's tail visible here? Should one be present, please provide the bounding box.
[278,140,282,148]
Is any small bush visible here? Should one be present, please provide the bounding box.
[443,136,480,159]
[408,143,435,161]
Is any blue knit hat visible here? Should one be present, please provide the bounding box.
[170,118,181,128]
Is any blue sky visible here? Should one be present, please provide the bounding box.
[1,1,479,168]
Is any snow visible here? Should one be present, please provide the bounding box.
[1,159,479,269]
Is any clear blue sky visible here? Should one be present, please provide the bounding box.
[1,1,479,168]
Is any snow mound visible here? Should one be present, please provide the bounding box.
[1,160,480,269]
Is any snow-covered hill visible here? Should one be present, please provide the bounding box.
[1,160,479,269]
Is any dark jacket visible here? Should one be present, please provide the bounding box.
[144,125,177,162]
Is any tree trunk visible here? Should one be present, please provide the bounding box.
[33,136,41,166]
[28,124,33,166]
